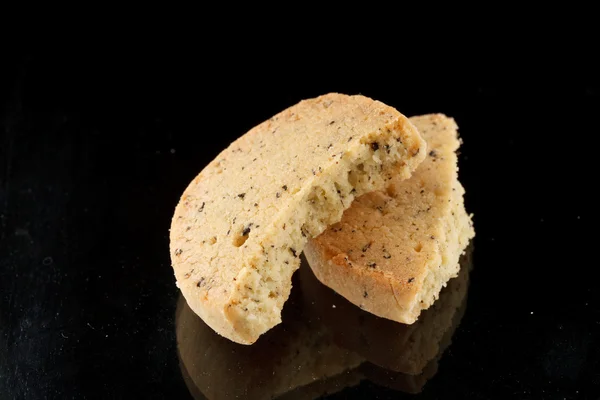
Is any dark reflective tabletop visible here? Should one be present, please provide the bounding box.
[1,43,598,399]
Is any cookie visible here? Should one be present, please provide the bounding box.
[304,114,474,324]
[170,93,427,344]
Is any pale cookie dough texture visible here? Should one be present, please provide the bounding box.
[304,114,474,324]
[170,93,427,344]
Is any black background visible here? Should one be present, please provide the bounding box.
[1,27,599,399]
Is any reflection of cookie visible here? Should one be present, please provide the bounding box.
[170,93,426,344]
[175,276,364,400]
[177,248,472,399]
[277,369,363,400]
[299,244,472,375]
[361,267,470,394]
[360,357,438,395]
[305,114,474,324]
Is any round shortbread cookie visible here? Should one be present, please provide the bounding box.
[170,93,426,344]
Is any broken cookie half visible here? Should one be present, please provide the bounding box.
[170,93,426,344]
[305,114,474,324]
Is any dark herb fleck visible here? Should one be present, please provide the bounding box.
[329,120,335,125]
[327,143,333,149]
[254,203,258,207]
[348,136,353,142]
[276,192,281,198]
[238,193,246,199]
[430,235,435,240]
[243,224,253,236]
[363,291,368,298]
[175,249,182,256]
[290,248,298,257]
[282,185,288,191]
[186,226,191,231]
[198,202,205,212]
[227,229,230,235]
[408,277,415,283]
[197,277,205,287]
[362,242,372,252]
[367,262,377,268]
[429,150,437,157]
[385,144,390,153]
[371,142,379,151]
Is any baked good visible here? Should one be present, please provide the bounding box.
[304,113,474,324]
[170,93,426,344]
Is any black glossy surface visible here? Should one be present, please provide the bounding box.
[1,44,598,399]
